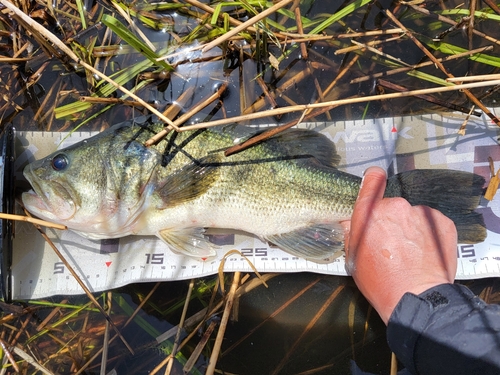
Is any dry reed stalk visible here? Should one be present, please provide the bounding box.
[242,66,312,114]
[180,78,500,132]
[79,96,157,108]
[182,320,217,373]
[0,57,31,62]
[36,299,69,331]
[0,339,20,372]
[160,279,195,375]
[180,0,259,35]
[281,28,405,39]
[307,62,332,120]
[294,7,308,59]
[468,0,476,51]
[485,157,500,201]
[270,285,345,375]
[448,73,500,82]
[457,105,477,136]
[12,345,53,374]
[256,76,280,112]
[75,283,161,375]
[0,0,177,130]
[384,9,500,126]
[324,54,360,96]
[482,0,500,14]
[144,82,227,146]
[100,292,112,375]
[222,276,321,357]
[377,79,480,115]
[201,0,293,53]
[33,76,63,126]
[0,213,66,230]
[22,209,134,355]
[350,46,494,84]
[159,274,275,365]
[206,271,241,375]
[336,36,406,56]
[111,1,156,51]
[223,112,304,154]
[163,299,225,356]
[390,352,398,375]
[407,3,500,47]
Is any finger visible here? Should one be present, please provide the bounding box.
[346,167,387,271]
[351,167,387,222]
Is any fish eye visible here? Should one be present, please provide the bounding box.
[51,154,69,171]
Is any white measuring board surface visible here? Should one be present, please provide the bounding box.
[12,110,500,299]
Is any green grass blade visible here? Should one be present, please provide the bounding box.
[101,14,173,71]
[309,0,372,34]
[75,0,87,29]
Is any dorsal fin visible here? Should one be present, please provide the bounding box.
[264,129,341,168]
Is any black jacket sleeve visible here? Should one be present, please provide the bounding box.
[386,283,500,375]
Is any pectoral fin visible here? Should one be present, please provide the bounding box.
[156,154,221,209]
[157,227,216,258]
[265,223,345,263]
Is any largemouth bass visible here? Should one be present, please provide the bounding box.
[22,118,486,262]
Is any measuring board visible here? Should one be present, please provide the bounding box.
[11,111,500,300]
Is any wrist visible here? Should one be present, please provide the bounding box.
[374,280,452,324]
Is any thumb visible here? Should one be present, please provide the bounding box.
[353,166,387,216]
[348,167,387,244]
[345,167,388,272]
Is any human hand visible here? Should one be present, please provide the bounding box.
[342,167,458,324]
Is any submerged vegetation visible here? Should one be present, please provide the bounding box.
[0,0,499,373]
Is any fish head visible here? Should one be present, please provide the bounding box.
[22,125,161,236]
[23,151,81,222]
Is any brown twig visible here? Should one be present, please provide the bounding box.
[183,320,217,373]
[0,339,20,372]
[270,285,345,375]
[0,0,177,129]
[75,283,161,375]
[224,111,305,156]
[350,46,494,84]
[201,0,294,53]
[222,276,321,357]
[144,82,227,146]
[447,73,500,82]
[482,0,500,15]
[179,78,500,132]
[457,106,476,136]
[164,279,195,375]
[23,209,134,355]
[294,7,308,59]
[256,76,280,112]
[0,213,67,230]
[243,66,312,114]
[384,10,500,126]
[79,96,158,108]
[407,4,500,47]
[179,0,261,36]
[206,272,241,375]
[377,79,481,116]
[390,352,398,375]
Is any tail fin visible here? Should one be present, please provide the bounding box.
[385,170,486,244]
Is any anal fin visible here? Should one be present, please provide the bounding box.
[265,223,345,263]
[157,227,216,258]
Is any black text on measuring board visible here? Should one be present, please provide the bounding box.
[457,245,475,258]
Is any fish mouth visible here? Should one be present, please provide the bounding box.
[22,170,77,222]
